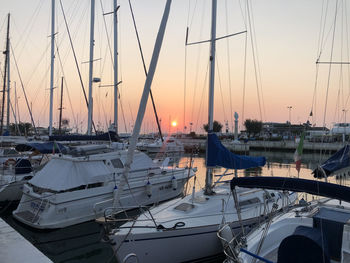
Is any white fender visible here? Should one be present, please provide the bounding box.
[171,175,178,190]
[146,180,152,197]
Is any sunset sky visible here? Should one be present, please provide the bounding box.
[0,0,348,134]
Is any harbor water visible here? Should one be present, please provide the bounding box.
[0,150,345,263]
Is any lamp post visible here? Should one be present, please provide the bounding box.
[287,106,292,139]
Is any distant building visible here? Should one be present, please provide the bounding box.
[262,122,328,140]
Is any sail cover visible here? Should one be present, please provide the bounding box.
[313,145,350,178]
[230,176,350,203]
[15,142,68,154]
[206,133,266,169]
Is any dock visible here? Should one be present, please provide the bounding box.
[180,138,344,154]
[0,218,52,263]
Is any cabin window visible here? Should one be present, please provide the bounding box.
[238,197,260,207]
[87,182,103,189]
[4,149,18,155]
[111,158,124,168]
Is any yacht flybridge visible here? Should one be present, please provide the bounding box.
[13,144,195,229]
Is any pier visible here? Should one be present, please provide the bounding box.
[0,218,52,263]
[180,138,344,154]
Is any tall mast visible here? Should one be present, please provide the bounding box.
[6,33,10,131]
[58,77,64,134]
[87,0,95,135]
[113,0,172,207]
[0,14,10,135]
[204,0,217,195]
[113,0,118,134]
[49,0,55,136]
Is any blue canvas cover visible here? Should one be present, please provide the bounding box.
[15,142,68,154]
[206,133,266,169]
[313,145,350,178]
[49,131,118,142]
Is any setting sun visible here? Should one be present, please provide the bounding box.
[171,121,177,127]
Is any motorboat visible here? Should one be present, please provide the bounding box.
[13,144,195,229]
[143,137,184,155]
[220,177,350,263]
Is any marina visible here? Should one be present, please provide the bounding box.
[0,0,350,262]
[0,151,343,262]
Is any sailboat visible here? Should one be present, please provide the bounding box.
[104,1,297,262]
[12,0,195,229]
[221,177,350,263]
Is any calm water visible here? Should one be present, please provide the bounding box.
[0,150,345,263]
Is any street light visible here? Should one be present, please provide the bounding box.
[287,106,292,124]
[287,106,292,139]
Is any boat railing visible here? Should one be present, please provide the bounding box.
[217,223,242,263]
[97,205,160,237]
[97,205,158,228]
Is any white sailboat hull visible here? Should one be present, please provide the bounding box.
[0,173,33,203]
[110,185,297,262]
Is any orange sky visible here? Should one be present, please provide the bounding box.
[0,0,349,134]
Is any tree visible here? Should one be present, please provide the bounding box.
[203,120,223,133]
[9,122,33,136]
[244,119,262,137]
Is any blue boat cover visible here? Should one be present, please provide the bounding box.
[313,145,350,178]
[230,176,350,203]
[49,131,118,142]
[206,133,266,169]
[15,142,68,154]
[278,226,330,263]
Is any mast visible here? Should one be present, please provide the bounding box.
[113,0,172,207]
[204,0,217,195]
[58,77,63,134]
[128,0,164,142]
[6,34,10,131]
[87,0,95,135]
[49,0,55,136]
[0,14,10,135]
[113,0,118,134]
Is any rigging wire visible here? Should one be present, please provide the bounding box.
[55,42,78,128]
[190,2,206,127]
[127,0,164,140]
[248,0,266,122]
[322,0,339,128]
[225,0,234,133]
[194,61,210,132]
[239,0,248,129]
[10,45,37,134]
[59,0,97,133]
[216,55,228,123]
[13,0,45,59]
[246,0,263,121]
